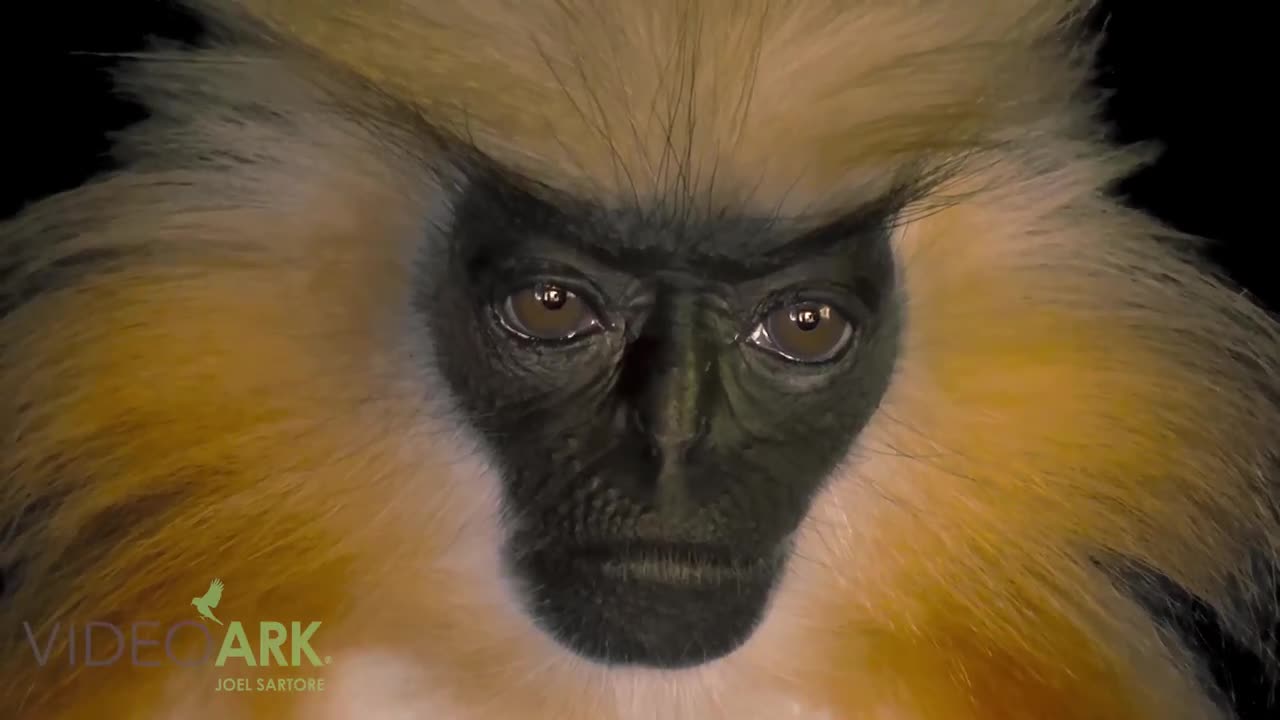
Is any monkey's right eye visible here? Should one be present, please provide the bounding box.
[497,282,603,342]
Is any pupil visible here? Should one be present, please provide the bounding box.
[537,284,567,310]
[792,306,822,331]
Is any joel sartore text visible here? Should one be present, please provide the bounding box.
[217,677,327,692]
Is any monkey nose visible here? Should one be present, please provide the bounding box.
[629,406,710,457]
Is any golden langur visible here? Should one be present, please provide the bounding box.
[1,1,1277,719]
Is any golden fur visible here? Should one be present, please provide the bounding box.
[1,1,1277,718]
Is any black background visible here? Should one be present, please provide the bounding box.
[1,1,1274,717]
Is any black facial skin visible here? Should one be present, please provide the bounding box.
[420,165,903,669]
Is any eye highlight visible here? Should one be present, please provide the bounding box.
[498,281,603,342]
[747,301,855,364]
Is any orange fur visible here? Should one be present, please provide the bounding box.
[2,1,1277,718]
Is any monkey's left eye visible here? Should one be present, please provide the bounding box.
[498,281,603,342]
[747,301,855,364]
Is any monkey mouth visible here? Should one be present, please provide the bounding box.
[512,539,786,669]
[567,542,779,586]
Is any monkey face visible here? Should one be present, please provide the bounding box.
[421,167,902,668]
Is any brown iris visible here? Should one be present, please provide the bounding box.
[752,302,854,363]
[499,282,601,340]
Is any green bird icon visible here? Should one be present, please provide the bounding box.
[191,578,225,625]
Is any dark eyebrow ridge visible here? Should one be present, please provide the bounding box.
[450,140,932,276]
[750,185,917,266]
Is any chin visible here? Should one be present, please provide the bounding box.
[514,540,788,668]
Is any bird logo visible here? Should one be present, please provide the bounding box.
[191,578,225,626]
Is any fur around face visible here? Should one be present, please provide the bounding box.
[1,1,1277,718]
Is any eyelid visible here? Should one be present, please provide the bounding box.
[741,295,861,365]
[495,288,607,346]
[492,276,618,348]
[742,288,861,336]
[493,272,609,316]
